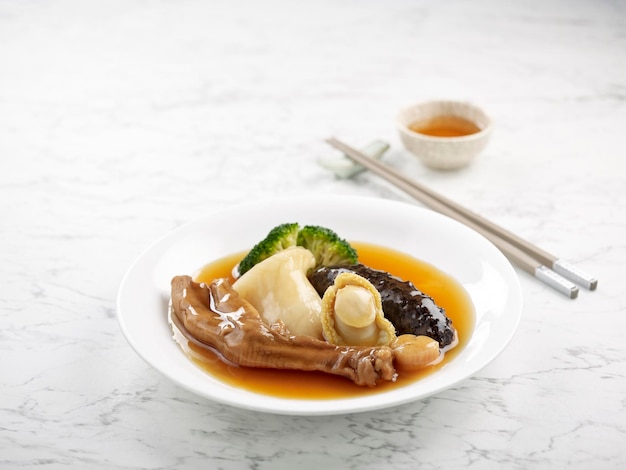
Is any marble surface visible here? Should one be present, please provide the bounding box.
[1,0,625,468]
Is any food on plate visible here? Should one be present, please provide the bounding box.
[309,264,457,349]
[169,223,459,387]
[391,334,440,371]
[237,223,357,276]
[320,272,396,347]
[170,275,396,387]
[233,246,324,339]
[237,223,300,275]
[296,225,358,271]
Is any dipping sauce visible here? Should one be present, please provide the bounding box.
[409,115,481,137]
[173,242,475,399]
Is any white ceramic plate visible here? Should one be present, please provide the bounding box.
[117,195,522,415]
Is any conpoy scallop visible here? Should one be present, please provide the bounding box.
[320,272,396,346]
[391,334,441,370]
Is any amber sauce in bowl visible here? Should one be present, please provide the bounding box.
[173,242,475,399]
[409,115,481,137]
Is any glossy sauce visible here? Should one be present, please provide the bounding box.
[173,242,475,399]
[409,115,481,137]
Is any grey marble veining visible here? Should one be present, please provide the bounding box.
[1,0,625,468]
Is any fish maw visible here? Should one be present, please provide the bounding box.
[233,247,323,339]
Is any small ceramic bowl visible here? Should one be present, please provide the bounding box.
[397,100,492,170]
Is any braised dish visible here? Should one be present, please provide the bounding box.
[117,195,522,415]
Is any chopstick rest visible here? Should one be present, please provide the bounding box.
[318,140,389,179]
[326,137,596,298]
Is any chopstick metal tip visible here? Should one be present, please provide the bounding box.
[535,265,580,299]
[552,259,598,291]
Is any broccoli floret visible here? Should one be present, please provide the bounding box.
[237,223,358,276]
[297,225,358,270]
[237,223,300,275]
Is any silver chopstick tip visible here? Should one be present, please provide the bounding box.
[552,259,598,291]
[535,265,580,299]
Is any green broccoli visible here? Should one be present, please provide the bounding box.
[297,225,358,271]
[237,222,299,275]
[237,223,358,276]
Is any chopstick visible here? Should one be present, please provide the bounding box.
[326,137,598,298]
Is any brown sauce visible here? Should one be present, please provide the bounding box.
[409,115,481,137]
[174,242,475,399]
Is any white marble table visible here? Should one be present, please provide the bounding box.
[2,0,625,468]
